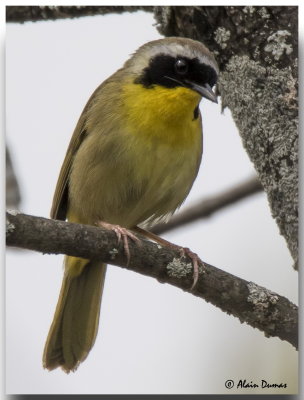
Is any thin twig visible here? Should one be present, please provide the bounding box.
[6,146,21,209]
[152,175,263,235]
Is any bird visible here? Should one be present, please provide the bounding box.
[43,36,219,373]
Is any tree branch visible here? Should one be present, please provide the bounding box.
[6,6,153,23]
[6,211,298,349]
[152,175,263,235]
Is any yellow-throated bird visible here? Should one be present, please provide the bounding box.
[43,37,218,373]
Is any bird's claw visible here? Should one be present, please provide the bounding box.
[97,222,140,265]
[180,247,204,290]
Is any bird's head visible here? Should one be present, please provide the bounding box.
[126,37,219,103]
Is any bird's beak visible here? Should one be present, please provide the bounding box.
[185,80,218,103]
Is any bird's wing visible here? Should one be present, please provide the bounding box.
[50,84,103,220]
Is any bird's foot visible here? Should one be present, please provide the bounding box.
[179,247,203,290]
[133,226,204,290]
[97,221,140,265]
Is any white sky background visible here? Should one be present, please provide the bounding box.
[6,10,298,395]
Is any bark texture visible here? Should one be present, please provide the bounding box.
[154,6,298,268]
[6,212,298,349]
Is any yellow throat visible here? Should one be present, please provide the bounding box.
[121,83,202,147]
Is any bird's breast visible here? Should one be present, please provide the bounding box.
[68,82,203,227]
[117,82,203,224]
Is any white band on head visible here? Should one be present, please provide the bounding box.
[127,38,219,76]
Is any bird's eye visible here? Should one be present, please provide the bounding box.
[175,59,188,75]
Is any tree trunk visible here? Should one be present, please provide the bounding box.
[155,6,298,268]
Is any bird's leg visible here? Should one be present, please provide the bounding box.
[133,226,204,290]
[97,221,141,265]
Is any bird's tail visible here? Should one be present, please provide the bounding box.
[43,257,107,373]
